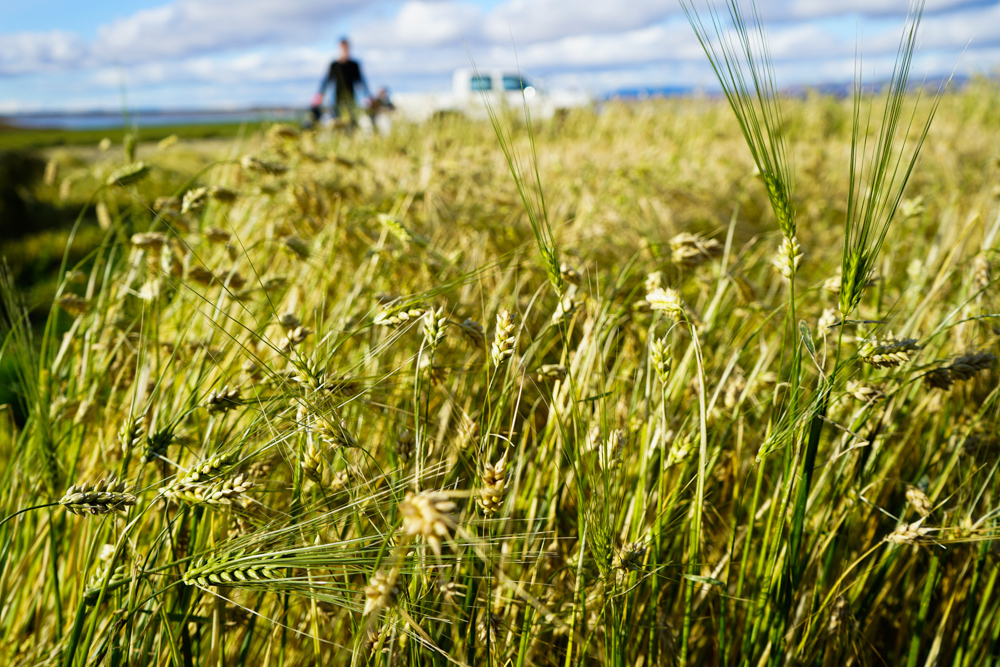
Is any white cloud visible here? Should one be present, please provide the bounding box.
[484,0,677,43]
[0,30,87,74]
[93,0,363,61]
[354,1,484,48]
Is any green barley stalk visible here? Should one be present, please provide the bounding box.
[471,52,565,298]
[680,0,794,240]
[840,0,946,317]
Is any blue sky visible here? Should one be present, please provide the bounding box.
[1,0,998,113]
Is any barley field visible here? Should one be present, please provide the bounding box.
[3,29,1000,667]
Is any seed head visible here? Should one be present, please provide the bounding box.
[165,474,254,506]
[552,291,581,325]
[364,569,399,616]
[857,334,920,369]
[490,309,517,367]
[613,541,648,572]
[205,386,243,413]
[283,236,310,259]
[302,443,324,483]
[60,477,136,516]
[187,265,215,285]
[670,232,721,268]
[181,187,208,214]
[209,185,238,203]
[477,450,509,517]
[884,520,933,545]
[761,171,794,238]
[535,364,568,383]
[374,304,427,327]
[56,294,89,317]
[923,367,955,390]
[560,263,582,286]
[458,318,485,349]
[846,380,885,404]
[131,232,168,251]
[646,287,687,321]
[400,491,458,556]
[106,162,151,187]
[241,155,288,175]
[905,486,933,518]
[396,428,415,463]
[772,235,802,279]
[118,415,146,455]
[278,312,302,330]
[818,308,839,333]
[203,227,231,244]
[947,351,995,381]
[143,425,175,464]
[649,337,672,384]
[281,326,313,352]
[422,307,447,351]
[312,417,358,450]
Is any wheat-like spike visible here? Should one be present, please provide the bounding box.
[946,351,995,381]
[364,568,400,616]
[923,368,955,390]
[56,294,89,317]
[646,287,692,323]
[884,520,934,545]
[374,303,428,327]
[772,235,803,279]
[650,337,672,385]
[182,550,283,587]
[490,309,517,367]
[179,187,208,214]
[106,162,150,187]
[613,541,648,572]
[857,334,920,369]
[422,307,447,351]
[60,477,137,516]
[552,290,582,325]
[301,443,324,484]
[280,326,313,353]
[241,155,288,175]
[400,491,458,556]
[670,232,722,269]
[846,380,886,403]
[477,450,509,517]
[130,232,168,250]
[119,416,147,458]
[312,417,358,449]
[560,262,582,286]
[203,227,232,244]
[205,386,243,413]
[905,486,933,518]
[458,318,485,349]
[209,185,238,203]
[534,364,568,383]
[395,428,414,463]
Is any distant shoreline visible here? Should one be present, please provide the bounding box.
[1,108,304,131]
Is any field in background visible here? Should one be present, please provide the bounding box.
[1,79,999,665]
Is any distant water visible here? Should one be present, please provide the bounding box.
[3,109,302,131]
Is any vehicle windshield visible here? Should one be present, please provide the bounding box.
[503,75,531,91]
[470,75,492,92]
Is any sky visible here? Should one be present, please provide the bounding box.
[1,0,998,113]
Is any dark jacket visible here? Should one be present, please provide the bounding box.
[319,59,368,108]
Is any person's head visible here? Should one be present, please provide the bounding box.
[339,39,350,62]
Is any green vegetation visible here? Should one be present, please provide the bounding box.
[2,28,1000,666]
[0,121,253,151]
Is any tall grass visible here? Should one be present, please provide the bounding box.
[1,43,999,666]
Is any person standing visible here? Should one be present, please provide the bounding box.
[311,38,370,128]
